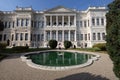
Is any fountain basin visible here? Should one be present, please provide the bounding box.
[21,50,100,71]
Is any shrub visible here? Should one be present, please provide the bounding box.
[0,43,7,51]
[48,40,57,49]
[12,46,29,52]
[106,0,120,78]
[92,43,106,51]
[64,41,72,49]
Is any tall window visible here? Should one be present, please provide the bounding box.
[17,19,20,26]
[84,21,87,27]
[13,21,14,28]
[41,34,44,41]
[33,34,36,41]
[46,32,50,41]
[31,34,32,41]
[97,33,101,40]
[77,34,79,41]
[64,31,68,41]
[76,21,79,27]
[85,34,87,41]
[20,33,23,41]
[0,35,2,41]
[25,33,28,40]
[3,34,6,41]
[26,19,29,26]
[52,31,56,40]
[70,31,74,41]
[37,34,40,41]
[101,18,104,25]
[11,34,14,41]
[102,33,106,40]
[80,34,83,40]
[21,19,24,26]
[92,18,95,26]
[42,21,44,28]
[8,22,11,28]
[58,31,62,41]
[34,21,36,28]
[88,33,90,40]
[15,33,18,41]
[80,21,82,27]
[31,20,33,27]
[88,20,89,27]
[97,18,99,25]
[93,33,96,40]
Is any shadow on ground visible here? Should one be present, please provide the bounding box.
[56,72,109,80]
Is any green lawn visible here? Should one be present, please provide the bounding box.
[0,48,52,54]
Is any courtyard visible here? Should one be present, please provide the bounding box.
[0,51,117,80]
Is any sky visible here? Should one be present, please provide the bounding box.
[0,0,113,11]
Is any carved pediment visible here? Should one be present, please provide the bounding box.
[44,6,76,13]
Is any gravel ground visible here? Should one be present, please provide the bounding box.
[0,52,118,80]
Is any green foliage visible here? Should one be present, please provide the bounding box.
[48,40,57,49]
[106,0,120,78]
[12,46,29,52]
[0,20,4,31]
[0,43,7,51]
[64,41,72,49]
[92,43,106,51]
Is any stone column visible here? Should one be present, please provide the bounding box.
[62,16,64,26]
[68,30,70,41]
[44,31,46,42]
[44,16,46,26]
[50,15,52,26]
[74,30,76,41]
[56,16,58,26]
[68,16,70,26]
[62,30,64,41]
[50,30,52,40]
[74,15,76,26]
[56,30,58,41]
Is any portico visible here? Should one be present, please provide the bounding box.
[44,15,76,27]
[44,30,76,42]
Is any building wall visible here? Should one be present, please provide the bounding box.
[0,6,107,48]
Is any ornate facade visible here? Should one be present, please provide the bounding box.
[0,6,107,48]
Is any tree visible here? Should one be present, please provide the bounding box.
[0,20,4,31]
[64,41,72,49]
[106,0,120,79]
[48,40,57,49]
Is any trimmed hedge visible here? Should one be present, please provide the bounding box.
[64,41,72,49]
[0,43,7,51]
[92,43,106,51]
[48,40,57,49]
[12,46,29,52]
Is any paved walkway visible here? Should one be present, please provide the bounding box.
[0,52,117,80]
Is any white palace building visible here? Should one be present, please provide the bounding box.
[0,6,107,48]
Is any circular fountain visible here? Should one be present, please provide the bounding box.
[21,50,100,71]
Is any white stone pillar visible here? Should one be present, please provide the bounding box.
[74,15,76,26]
[62,30,64,41]
[74,30,76,41]
[50,30,52,40]
[56,30,58,41]
[44,16,46,26]
[50,16,52,26]
[56,16,58,26]
[44,31,46,42]
[62,16,64,26]
[68,30,70,41]
[68,16,70,26]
